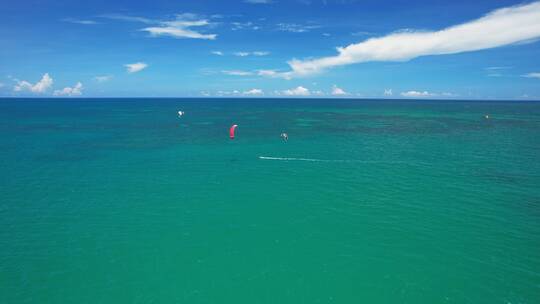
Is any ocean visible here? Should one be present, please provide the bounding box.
[1,98,539,303]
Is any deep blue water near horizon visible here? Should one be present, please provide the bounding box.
[1,98,539,303]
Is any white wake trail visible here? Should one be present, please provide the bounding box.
[258,156,407,164]
[259,156,330,162]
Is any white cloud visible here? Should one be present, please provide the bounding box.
[258,70,278,77]
[485,66,511,70]
[53,82,83,96]
[298,0,355,5]
[216,89,264,96]
[14,73,53,93]
[275,1,540,77]
[94,75,113,82]
[485,66,511,77]
[211,50,224,56]
[351,31,374,36]
[277,23,321,33]
[440,92,458,97]
[400,91,435,97]
[244,0,273,3]
[234,52,250,57]
[243,88,264,95]
[217,90,241,96]
[125,62,148,73]
[106,13,217,40]
[283,86,310,96]
[231,21,261,31]
[62,18,99,25]
[384,89,393,96]
[522,72,540,79]
[234,51,270,57]
[257,69,292,80]
[331,85,348,95]
[142,20,216,40]
[222,70,254,76]
[100,14,153,24]
[400,91,457,98]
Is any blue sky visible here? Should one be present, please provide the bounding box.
[1,0,539,99]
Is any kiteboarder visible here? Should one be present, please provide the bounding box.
[230,124,238,139]
[178,110,184,117]
[280,133,288,141]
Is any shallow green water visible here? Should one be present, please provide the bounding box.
[1,98,539,303]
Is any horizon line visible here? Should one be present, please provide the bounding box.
[0,97,538,102]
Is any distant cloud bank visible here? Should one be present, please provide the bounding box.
[243,88,264,95]
[282,86,310,96]
[401,91,456,98]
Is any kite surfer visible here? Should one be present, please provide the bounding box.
[230,124,238,139]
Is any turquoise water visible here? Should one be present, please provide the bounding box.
[1,98,539,303]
